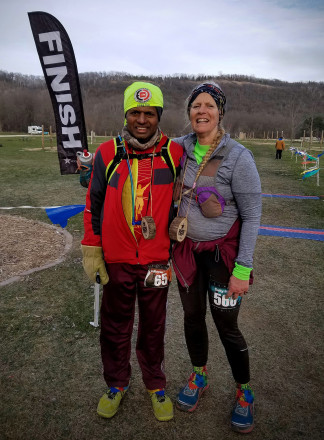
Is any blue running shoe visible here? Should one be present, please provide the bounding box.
[176,367,209,412]
[231,383,255,433]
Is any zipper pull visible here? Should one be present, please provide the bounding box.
[215,245,220,263]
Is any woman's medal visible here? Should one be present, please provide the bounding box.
[169,216,188,242]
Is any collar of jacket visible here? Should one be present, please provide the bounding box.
[182,132,229,160]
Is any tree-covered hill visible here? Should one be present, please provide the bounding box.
[0,70,323,139]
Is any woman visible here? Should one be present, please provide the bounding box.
[171,82,262,433]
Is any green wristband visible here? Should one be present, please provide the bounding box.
[232,262,252,281]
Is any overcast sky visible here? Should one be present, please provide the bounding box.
[1,0,323,83]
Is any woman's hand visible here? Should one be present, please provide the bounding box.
[226,275,249,300]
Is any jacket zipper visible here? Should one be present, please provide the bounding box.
[172,249,189,293]
[215,244,219,262]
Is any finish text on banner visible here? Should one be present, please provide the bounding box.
[28,11,88,174]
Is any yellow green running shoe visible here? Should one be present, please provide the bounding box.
[148,389,174,421]
[97,386,128,418]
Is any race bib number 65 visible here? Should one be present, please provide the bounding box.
[144,266,172,288]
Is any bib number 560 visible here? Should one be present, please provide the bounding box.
[213,292,238,308]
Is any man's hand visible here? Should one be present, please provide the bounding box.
[81,245,109,285]
[226,275,249,300]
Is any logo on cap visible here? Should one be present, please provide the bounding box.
[134,88,152,103]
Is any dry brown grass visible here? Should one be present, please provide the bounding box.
[0,138,323,439]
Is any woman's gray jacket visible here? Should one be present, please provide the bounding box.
[172,132,262,268]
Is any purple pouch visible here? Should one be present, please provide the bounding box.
[196,186,226,218]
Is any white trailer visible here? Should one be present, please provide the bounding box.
[28,126,43,135]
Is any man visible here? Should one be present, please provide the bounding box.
[275,136,285,159]
[81,82,183,421]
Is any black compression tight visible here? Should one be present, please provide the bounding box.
[177,250,250,384]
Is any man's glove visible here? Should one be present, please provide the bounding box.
[81,245,109,285]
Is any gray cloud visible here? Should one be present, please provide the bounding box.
[0,0,323,82]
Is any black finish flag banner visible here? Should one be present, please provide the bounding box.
[28,11,88,175]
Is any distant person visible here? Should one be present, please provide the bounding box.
[275,136,285,159]
[171,81,262,433]
[81,81,182,422]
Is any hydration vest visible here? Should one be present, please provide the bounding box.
[105,135,177,184]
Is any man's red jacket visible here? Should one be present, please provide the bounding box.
[82,135,183,265]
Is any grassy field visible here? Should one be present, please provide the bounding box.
[0,135,323,440]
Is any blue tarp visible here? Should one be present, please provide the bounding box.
[45,205,85,228]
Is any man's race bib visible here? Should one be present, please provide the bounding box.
[144,264,172,288]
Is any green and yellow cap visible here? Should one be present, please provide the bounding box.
[124,81,164,117]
